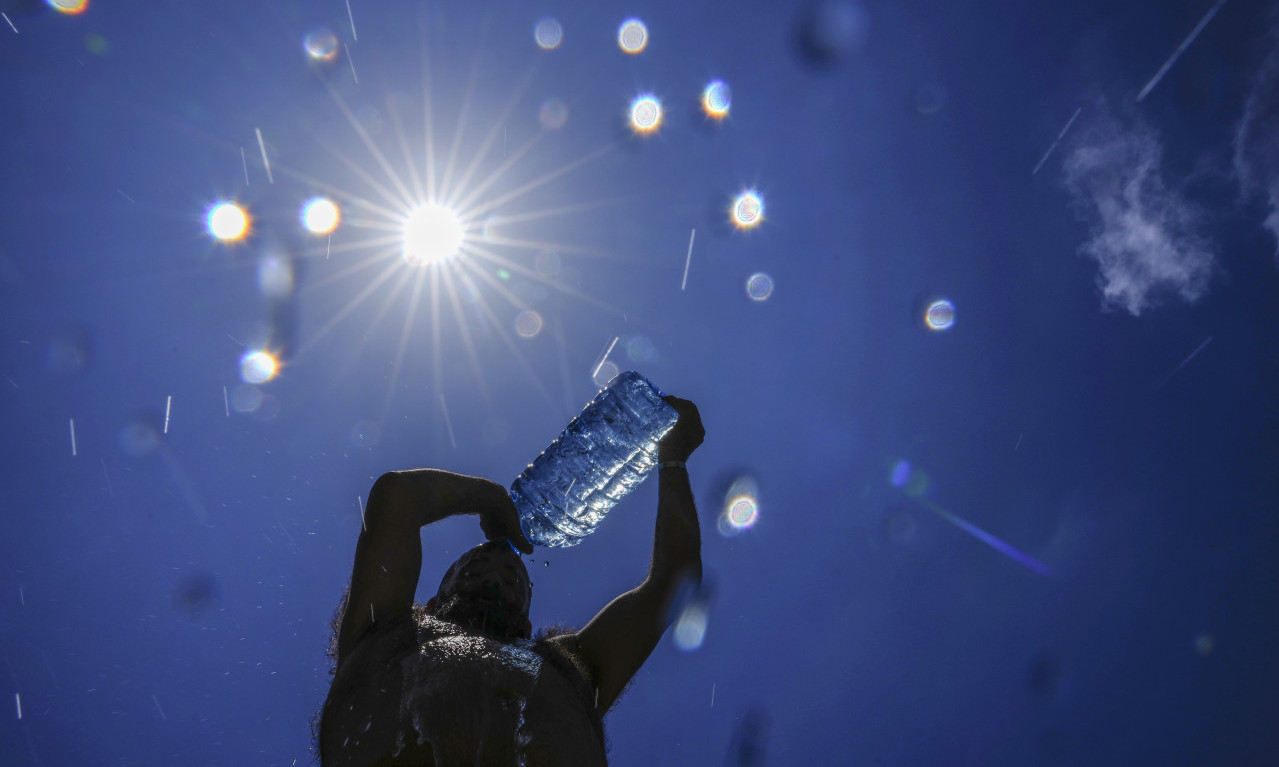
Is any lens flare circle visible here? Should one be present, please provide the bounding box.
[240,350,278,384]
[207,202,249,242]
[925,299,955,330]
[534,17,563,50]
[727,496,759,528]
[231,385,263,413]
[303,28,339,61]
[403,203,464,265]
[890,460,912,488]
[592,360,620,387]
[702,80,732,119]
[514,310,544,338]
[119,421,159,457]
[618,19,648,54]
[539,98,568,130]
[629,95,662,133]
[301,197,340,235]
[534,250,561,276]
[718,475,760,536]
[673,602,709,651]
[731,191,764,229]
[258,256,294,299]
[47,0,87,14]
[746,273,774,301]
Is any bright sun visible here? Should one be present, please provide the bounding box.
[403,203,465,266]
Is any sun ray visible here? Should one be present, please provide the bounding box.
[448,62,544,210]
[475,234,640,262]
[322,84,418,213]
[268,155,408,227]
[301,132,413,220]
[386,92,428,207]
[463,242,628,315]
[329,261,421,383]
[551,316,577,416]
[456,255,534,313]
[471,196,634,229]
[296,243,400,296]
[297,256,407,356]
[379,263,433,424]
[438,48,485,206]
[451,263,561,413]
[346,259,416,351]
[439,265,493,410]
[462,143,614,221]
[451,128,546,218]
[429,267,444,396]
[415,11,439,204]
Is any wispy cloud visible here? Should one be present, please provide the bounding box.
[1062,106,1214,316]
[1234,18,1279,261]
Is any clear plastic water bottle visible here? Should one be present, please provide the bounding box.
[511,371,680,548]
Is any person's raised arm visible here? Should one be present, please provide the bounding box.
[335,469,531,666]
[564,396,705,716]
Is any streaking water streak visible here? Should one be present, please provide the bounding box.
[345,43,359,84]
[592,337,619,381]
[921,499,1052,577]
[345,0,358,41]
[439,393,457,449]
[1032,106,1082,175]
[3,13,18,34]
[241,146,250,185]
[1136,0,1228,102]
[163,395,172,434]
[255,128,274,183]
[682,229,695,290]
[69,418,77,457]
[1157,336,1213,390]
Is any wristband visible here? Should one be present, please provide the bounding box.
[660,460,686,471]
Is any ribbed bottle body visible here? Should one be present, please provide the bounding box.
[511,372,679,548]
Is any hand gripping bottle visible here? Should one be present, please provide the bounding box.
[510,371,680,547]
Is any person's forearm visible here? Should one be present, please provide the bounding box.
[649,466,702,588]
[369,469,477,529]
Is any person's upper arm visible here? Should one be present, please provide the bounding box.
[335,474,423,666]
[565,578,673,716]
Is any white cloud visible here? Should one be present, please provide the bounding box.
[1234,22,1279,261]
[1062,108,1214,316]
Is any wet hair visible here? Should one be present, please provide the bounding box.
[435,540,532,604]
[312,585,351,763]
[312,542,534,762]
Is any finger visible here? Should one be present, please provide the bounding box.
[489,496,534,554]
[502,502,534,554]
[511,530,533,555]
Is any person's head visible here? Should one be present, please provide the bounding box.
[425,540,533,642]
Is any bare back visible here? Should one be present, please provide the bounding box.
[321,614,607,767]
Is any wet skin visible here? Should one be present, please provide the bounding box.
[321,397,703,766]
[321,608,605,767]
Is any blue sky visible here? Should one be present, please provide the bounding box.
[2,1,1278,764]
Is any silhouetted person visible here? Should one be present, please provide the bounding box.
[318,396,704,766]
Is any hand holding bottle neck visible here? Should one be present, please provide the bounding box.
[657,396,704,465]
